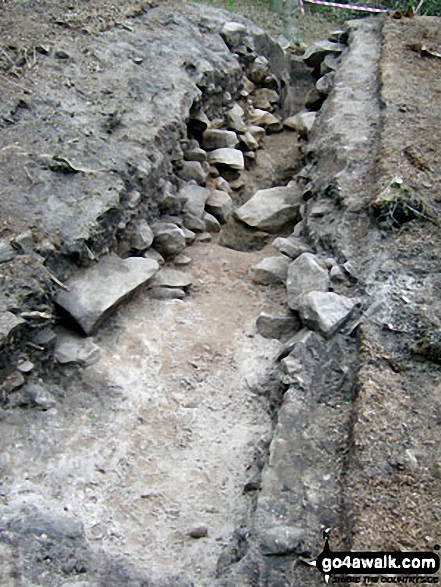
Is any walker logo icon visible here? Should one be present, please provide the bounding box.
[306,529,440,584]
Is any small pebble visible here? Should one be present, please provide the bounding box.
[188,525,208,539]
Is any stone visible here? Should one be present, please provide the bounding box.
[176,161,207,184]
[303,40,345,69]
[225,103,247,133]
[202,129,239,150]
[143,248,165,266]
[286,253,330,310]
[189,108,209,133]
[183,212,206,233]
[195,232,212,243]
[55,331,101,366]
[11,230,34,254]
[249,55,269,84]
[188,525,208,539]
[173,254,191,266]
[0,240,16,264]
[220,22,248,49]
[208,148,244,171]
[256,312,301,342]
[152,222,187,259]
[305,87,325,111]
[283,112,316,139]
[55,256,159,335]
[179,184,211,219]
[248,110,283,133]
[244,151,256,160]
[239,131,259,151]
[250,256,290,285]
[149,287,185,300]
[316,72,335,95]
[182,226,196,245]
[202,211,221,233]
[272,235,313,259]
[251,88,279,110]
[33,327,57,349]
[330,265,345,282]
[259,526,305,556]
[150,269,193,289]
[328,29,349,44]
[320,53,341,76]
[17,360,34,374]
[24,382,57,410]
[298,291,358,338]
[205,190,233,224]
[235,185,302,233]
[213,176,232,194]
[0,311,25,346]
[184,147,207,163]
[247,125,266,145]
[2,371,25,393]
[130,219,154,253]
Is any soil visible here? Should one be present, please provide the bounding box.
[0,1,440,586]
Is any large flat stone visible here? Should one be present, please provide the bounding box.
[235,186,302,233]
[55,256,159,335]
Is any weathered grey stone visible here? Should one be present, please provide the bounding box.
[244,151,256,160]
[225,103,247,133]
[202,129,239,150]
[183,212,206,233]
[182,226,196,245]
[202,211,221,233]
[143,248,165,266]
[251,88,279,110]
[149,287,185,300]
[286,253,330,310]
[11,230,34,255]
[0,311,25,346]
[55,256,159,335]
[2,371,25,393]
[152,223,186,259]
[150,269,193,289]
[189,108,209,133]
[195,232,212,243]
[248,110,283,133]
[179,184,211,219]
[173,254,191,266]
[272,235,313,259]
[283,111,316,139]
[213,176,232,194]
[330,265,345,282]
[208,148,244,170]
[55,332,101,366]
[250,256,290,285]
[305,87,325,111]
[328,29,349,44]
[303,40,345,69]
[298,291,357,338]
[256,312,301,341]
[259,526,305,555]
[316,72,335,95]
[188,525,208,539]
[247,125,266,143]
[130,219,154,252]
[24,382,57,410]
[235,185,302,233]
[220,21,248,48]
[320,53,341,76]
[184,147,207,163]
[205,190,233,224]
[33,327,57,349]
[176,161,208,184]
[0,240,16,264]
[239,131,259,151]
[17,360,34,373]
[249,55,269,84]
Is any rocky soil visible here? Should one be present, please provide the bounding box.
[0,1,440,586]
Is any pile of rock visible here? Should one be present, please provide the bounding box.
[282,30,348,140]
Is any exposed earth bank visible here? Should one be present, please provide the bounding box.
[0,2,440,586]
